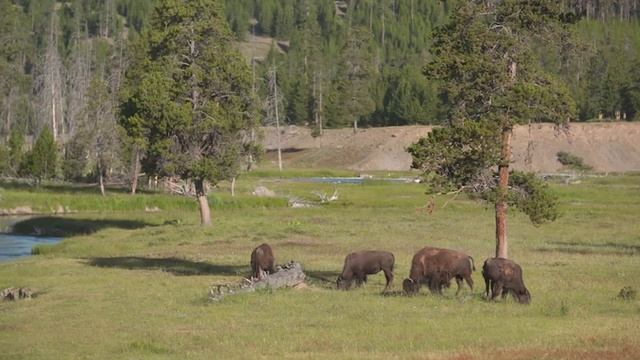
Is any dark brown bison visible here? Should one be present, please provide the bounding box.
[250,243,275,279]
[337,250,395,291]
[482,257,531,304]
[403,247,475,295]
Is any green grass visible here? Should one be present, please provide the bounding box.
[0,180,288,216]
[1,172,639,359]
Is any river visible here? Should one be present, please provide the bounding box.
[0,217,62,261]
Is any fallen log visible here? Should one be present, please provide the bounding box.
[209,261,306,301]
[1,287,33,301]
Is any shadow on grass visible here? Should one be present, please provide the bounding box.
[536,240,640,256]
[86,256,248,276]
[265,147,304,154]
[11,216,153,237]
[305,269,340,285]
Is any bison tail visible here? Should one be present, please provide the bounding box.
[468,256,476,271]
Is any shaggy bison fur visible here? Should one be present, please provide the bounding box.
[403,247,475,295]
[337,250,395,291]
[250,243,275,279]
[482,257,531,304]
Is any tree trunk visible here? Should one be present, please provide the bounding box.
[381,6,385,47]
[130,148,140,195]
[98,163,106,197]
[6,87,13,135]
[231,176,236,197]
[51,81,58,142]
[353,119,358,133]
[274,67,283,172]
[209,262,306,302]
[495,127,512,258]
[195,179,212,226]
[318,76,323,136]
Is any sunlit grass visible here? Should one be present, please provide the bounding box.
[0,173,639,358]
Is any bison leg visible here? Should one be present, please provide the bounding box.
[491,282,503,301]
[362,275,368,285]
[383,268,394,292]
[484,277,491,299]
[464,274,474,292]
[427,277,438,294]
[455,276,463,295]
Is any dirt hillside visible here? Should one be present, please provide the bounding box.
[262,122,640,172]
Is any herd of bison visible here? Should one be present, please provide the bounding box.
[250,243,531,304]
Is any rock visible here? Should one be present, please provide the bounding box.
[1,287,33,301]
[252,186,276,197]
[145,206,161,212]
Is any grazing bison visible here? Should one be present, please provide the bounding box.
[337,250,395,291]
[482,257,531,304]
[250,243,275,279]
[403,247,475,295]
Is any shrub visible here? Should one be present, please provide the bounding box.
[618,286,636,301]
[556,151,592,171]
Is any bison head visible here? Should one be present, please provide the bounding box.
[336,275,351,290]
[403,278,420,295]
[516,288,531,304]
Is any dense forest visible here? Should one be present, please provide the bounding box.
[1,0,640,184]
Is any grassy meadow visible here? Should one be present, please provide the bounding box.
[0,170,639,359]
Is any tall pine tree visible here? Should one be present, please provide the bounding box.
[409,0,576,258]
[119,0,258,225]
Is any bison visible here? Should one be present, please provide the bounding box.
[337,250,395,291]
[482,257,531,304]
[403,247,475,296]
[250,243,275,279]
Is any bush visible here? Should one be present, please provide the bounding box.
[19,128,58,183]
[556,151,592,171]
[618,286,636,301]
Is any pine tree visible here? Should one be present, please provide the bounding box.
[335,26,376,131]
[410,0,576,259]
[8,126,25,176]
[119,0,258,226]
[20,127,57,184]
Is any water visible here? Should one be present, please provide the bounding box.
[0,216,62,261]
[0,234,62,261]
[291,177,416,184]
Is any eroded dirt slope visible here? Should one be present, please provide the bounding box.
[262,123,640,172]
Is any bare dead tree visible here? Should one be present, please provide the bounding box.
[65,27,91,141]
[265,63,284,172]
[313,71,324,137]
[38,8,65,143]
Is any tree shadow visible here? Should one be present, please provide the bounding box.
[86,256,249,276]
[11,216,153,237]
[536,240,640,256]
[305,269,340,285]
[265,148,304,154]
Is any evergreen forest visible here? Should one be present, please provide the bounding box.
[1,0,640,184]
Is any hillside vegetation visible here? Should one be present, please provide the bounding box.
[2,0,640,187]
